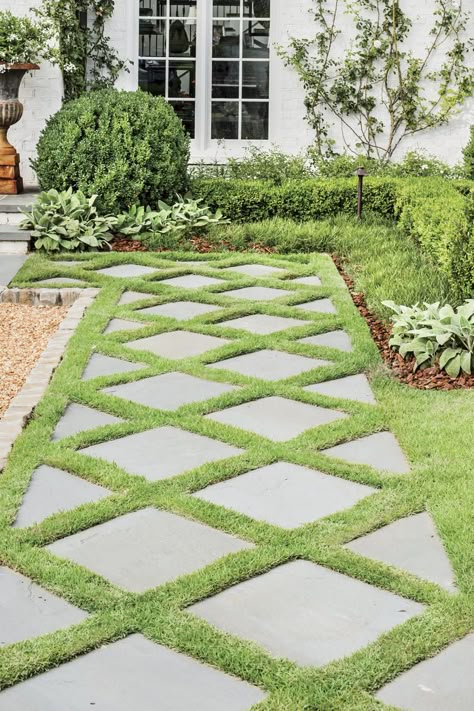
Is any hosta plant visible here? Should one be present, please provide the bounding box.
[383,300,474,378]
[21,188,116,253]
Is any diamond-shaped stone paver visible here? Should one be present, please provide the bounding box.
[104,318,145,334]
[136,301,220,321]
[37,277,87,286]
[218,313,308,335]
[159,275,224,288]
[126,331,230,359]
[292,275,322,286]
[223,286,289,302]
[97,265,158,278]
[207,396,348,442]
[118,291,152,305]
[346,513,457,591]
[173,260,209,266]
[322,432,411,474]
[305,374,376,404]
[14,465,110,528]
[295,298,337,314]
[224,264,286,277]
[52,403,124,440]
[300,330,353,352]
[194,462,376,528]
[208,350,331,381]
[0,566,87,646]
[102,372,239,410]
[80,426,243,481]
[47,508,253,592]
[53,260,82,268]
[376,633,474,710]
[0,634,266,710]
[190,560,424,666]
[81,354,146,381]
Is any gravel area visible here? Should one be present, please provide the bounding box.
[0,304,67,418]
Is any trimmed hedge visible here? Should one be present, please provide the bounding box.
[193,176,474,299]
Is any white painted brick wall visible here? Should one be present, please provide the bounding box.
[2,0,64,186]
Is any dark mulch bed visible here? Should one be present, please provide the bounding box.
[332,255,474,391]
[111,236,275,254]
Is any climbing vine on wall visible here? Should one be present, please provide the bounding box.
[36,0,128,100]
[279,0,474,160]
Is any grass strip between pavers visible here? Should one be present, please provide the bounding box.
[0,251,473,710]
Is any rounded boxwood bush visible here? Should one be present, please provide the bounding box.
[33,89,190,214]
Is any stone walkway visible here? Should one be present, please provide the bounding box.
[0,254,468,710]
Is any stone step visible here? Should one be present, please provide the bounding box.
[0,190,37,213]
[0,225,32,255]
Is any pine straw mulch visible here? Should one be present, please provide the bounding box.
[332,255,474,391]
[0,304,68,418]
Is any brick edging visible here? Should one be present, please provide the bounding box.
[0,288,100,472]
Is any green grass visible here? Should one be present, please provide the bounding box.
[1,251,473,710]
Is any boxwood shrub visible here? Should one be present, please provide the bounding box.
[33,89,190,214]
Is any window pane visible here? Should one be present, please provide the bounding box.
[140,1,167,16]
[170,1,197,17]
[213,21,240,57]
[139,19,166,57]
[242,101,268,139]
[213,1,241,18]
[212,102,239,139]
[139,59,166,95]
[212,61,240,98]
[242,61,269,98]
[169,20,196,57]
[244,0,270,18]
[243,20,269,58]
[170,101,195,138]
[168,61,196,98]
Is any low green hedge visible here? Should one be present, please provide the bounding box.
[192,176,474,299]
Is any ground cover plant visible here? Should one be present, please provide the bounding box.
[0,252,472,709]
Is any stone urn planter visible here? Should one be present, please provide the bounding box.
[0,63,39,194]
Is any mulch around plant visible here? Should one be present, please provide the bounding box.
[332,255,474,391]
[111,236,275,254]
[0,304,67,418]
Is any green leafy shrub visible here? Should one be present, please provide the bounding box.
[309,151,462,179]
[33,89,190,214]
[384,300,474,377]
[0,10,51,65]
[20,188,115,253]
[463,126,474,180]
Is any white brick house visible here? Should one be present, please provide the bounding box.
[6,0,474,185]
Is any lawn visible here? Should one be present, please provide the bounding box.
[0,250,472,709]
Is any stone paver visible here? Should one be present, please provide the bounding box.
[300,330,353,352]
[159,275,224,288]
[322,431,410,474]
[80,426,243,481]
[102,372,239,410]
[207,396,348,441]
[136,301,220,320]
[0,634,265,710]
[14,465,110,528]
[346,513,456,591]
[126,331,230,359]
[208,350,331,381]
[218,314,307,335]
[295,298,337,314]
[47,508,252,592]
[97,265,158,278]
[53,260,81,268]
[224,264,286,277]
[223,286,289,302]
[37,277,87,286]
[376,633,474,710]
[0,566,87,646]
[0,254,27,285]
[190,560,424,666]
[81,353,146,381]
[52,403,123,440]
[194,462,376,528]
[104,318,145,334]
[305,374,376,404]
[292,275,322,286]
[118,290,152,305]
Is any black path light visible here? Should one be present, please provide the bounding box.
[355,166,369,220]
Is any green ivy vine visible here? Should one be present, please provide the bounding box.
[36,0,128,100]
[279,0,474,160]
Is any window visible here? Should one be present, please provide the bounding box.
[137,0,271,143]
